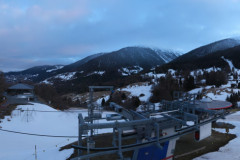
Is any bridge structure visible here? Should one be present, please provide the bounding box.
[71,89,229,160]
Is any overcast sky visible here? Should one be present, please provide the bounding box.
[1,0,240,72]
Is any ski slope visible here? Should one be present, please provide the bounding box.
[0,103,116,160]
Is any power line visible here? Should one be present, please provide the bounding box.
[0,128,82,138]
[15,109,88,113]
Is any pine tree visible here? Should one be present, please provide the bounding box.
[183,75,195,91]
[101,98,105,106]
[238,83,240,89]
[121,93,127,100]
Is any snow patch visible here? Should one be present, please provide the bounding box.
[205,67,221,72]
[190,67,221,76]
[118,66,143,76]
[86,71,105,76]
[144,72,166,78]
[54,72,76,80]
[41,72,77,83]
[96,95,110,105]
[222,56,240,74]
[189,88,203,94]
[41,79,53,85]
[120,83,152,102]
[46,66,64,72]
[168,69,176,75]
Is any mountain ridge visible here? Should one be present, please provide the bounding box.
[172,38,240,63]
[155,38,240,72]
[5,46,180,84]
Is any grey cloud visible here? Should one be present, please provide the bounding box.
[1,0,240,71]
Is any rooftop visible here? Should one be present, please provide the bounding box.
[8,83,34,90]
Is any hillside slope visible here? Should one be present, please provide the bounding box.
[156,38,240,71]
[5,46,180,83]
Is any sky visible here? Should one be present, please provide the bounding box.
[1,0,240,72]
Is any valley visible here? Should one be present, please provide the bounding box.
[1,1,240,160]
[2,38,240,160]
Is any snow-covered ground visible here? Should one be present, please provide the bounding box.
[120,83,152,102]
[188,81,240,102]
[0,103,116,160]
[194,111,240,160]
[86,71,105,76]
[190,67,221,77]
[96,95,110,105]
[41,72,77,84]
[188,88,203,94]
[206,92,231,101]
[118,66,143,76]
[46,66,64,73]
[41,79,53,85]
[143,72,166,79]
[221,56,240,74]
[54,72,77,81]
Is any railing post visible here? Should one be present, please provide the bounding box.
[118,128,123,159]
[78,114,84,157]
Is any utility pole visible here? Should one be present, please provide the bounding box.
[27,108,29,123]
[34,145,37,160]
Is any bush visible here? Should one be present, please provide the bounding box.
[108,91,125,105]
[107,91,141,110]
[34,84,72,110]
[122,96,141,110]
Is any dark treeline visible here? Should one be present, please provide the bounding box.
[0,71,6,103]
[226,91,240,108]
[53,73,151,94]
[205,71,228,87]
[149,70,228,103]
[150,73,181,102]
[106,91,141,110]
[34,84,81,110]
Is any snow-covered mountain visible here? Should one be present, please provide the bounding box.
[5,65,64,82]
[156,38,240,71]
[191,38,240,57]
[173,38,240,63]
[60,52,105,72]
[5,46,180,88]
[153,48,181,63]
[72,46,180,75]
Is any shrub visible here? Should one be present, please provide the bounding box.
[122,96,141,110]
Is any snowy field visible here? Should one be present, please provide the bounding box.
[120,83,152,102]
[188,81,240,104]
[0,103,116,160]
[194,111,240,160]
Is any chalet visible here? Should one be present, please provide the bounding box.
[7,83,35,101]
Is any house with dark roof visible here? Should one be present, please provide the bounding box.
[7,83,35,101]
